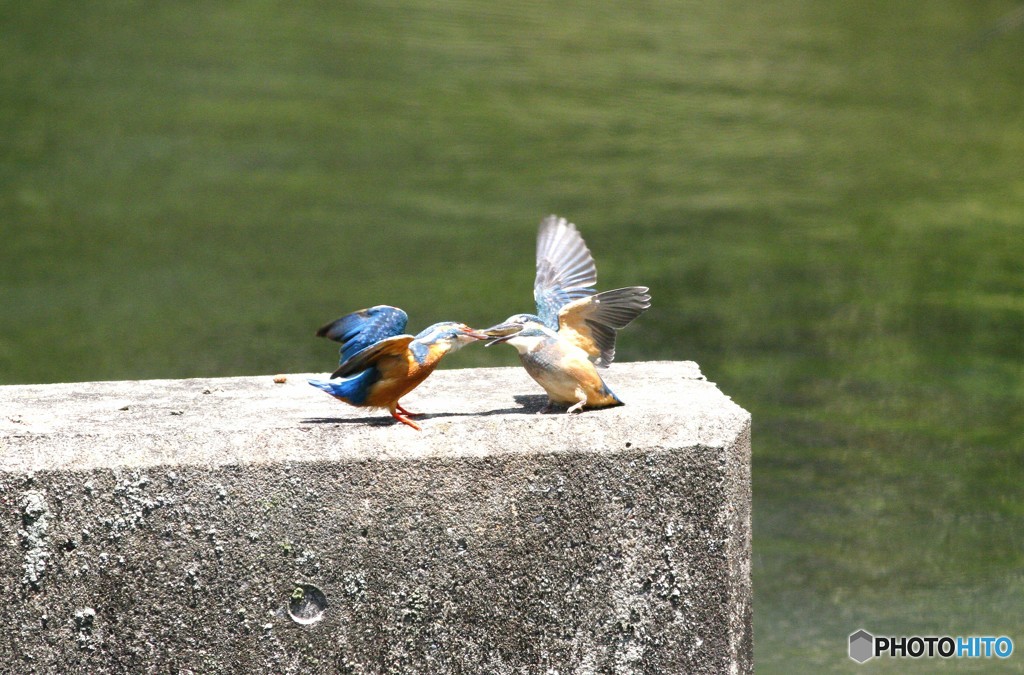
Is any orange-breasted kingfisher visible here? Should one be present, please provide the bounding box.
[308,305,486,430]
[483,215,651,413]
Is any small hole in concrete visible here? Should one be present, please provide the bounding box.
[288,583,328,625]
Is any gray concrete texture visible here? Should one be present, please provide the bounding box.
[1,361,751,673]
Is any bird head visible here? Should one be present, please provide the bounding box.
[414,322,489,351]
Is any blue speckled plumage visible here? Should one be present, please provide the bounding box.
[484,215,651,412]
[310,306,485,429]
[315,305,409,365]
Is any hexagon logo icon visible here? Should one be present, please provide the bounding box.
[849,629,874,663]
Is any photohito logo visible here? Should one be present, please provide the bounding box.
[849,629,1013,663]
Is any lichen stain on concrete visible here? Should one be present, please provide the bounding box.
[103,472,173,541]
[19,489,50,590]
[73,607,97,652]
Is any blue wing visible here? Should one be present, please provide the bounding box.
[316,305,409,365]
[533,215,597,329]
[330,335,414,379]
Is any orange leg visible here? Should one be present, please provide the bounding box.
[395,402,420,417]
[390,407,422,431]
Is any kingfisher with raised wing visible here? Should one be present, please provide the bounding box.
[308,305,486,430]
[483,215,651,413]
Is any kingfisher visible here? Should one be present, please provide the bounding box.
[308,305,486,430]
[483,215,651,413]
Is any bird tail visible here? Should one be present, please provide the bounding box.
[308,369,378,406]
[600,381,625,407]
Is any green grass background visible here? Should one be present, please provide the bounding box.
[3,1,1023,670]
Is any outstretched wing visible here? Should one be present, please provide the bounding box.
[533,215,597,329]
[557,286,651,367]
[330,334,414,379]
[317,305,409,365]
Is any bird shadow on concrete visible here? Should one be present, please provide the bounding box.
[301,395,557,426]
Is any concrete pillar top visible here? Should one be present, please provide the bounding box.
[1,361,749,472]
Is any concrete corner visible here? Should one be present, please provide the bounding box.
[1,361,751,673]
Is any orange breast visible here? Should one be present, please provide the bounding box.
[536,350,619,408]
[362,349,440,409]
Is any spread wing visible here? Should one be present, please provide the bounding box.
[557,286,651,366]
[316,305,409,365]
[533,215,597,329]
[330,335,415,379]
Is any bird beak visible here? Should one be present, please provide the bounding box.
[462,328,490,341]
[481,322,524,346]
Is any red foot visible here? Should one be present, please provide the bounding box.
[395,403,420,417]
[390,409,422,431]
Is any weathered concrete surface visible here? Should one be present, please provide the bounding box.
[0,361,751,673]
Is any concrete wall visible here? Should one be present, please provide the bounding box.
[0,361,751,673]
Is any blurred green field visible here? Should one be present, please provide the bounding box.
[3,1,1023,670]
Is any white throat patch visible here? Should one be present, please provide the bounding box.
[505,334,547,355]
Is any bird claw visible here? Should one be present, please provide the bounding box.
[566,400,586,414]
[537,401,586,414]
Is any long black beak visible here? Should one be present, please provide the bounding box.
[481,322,524,347]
